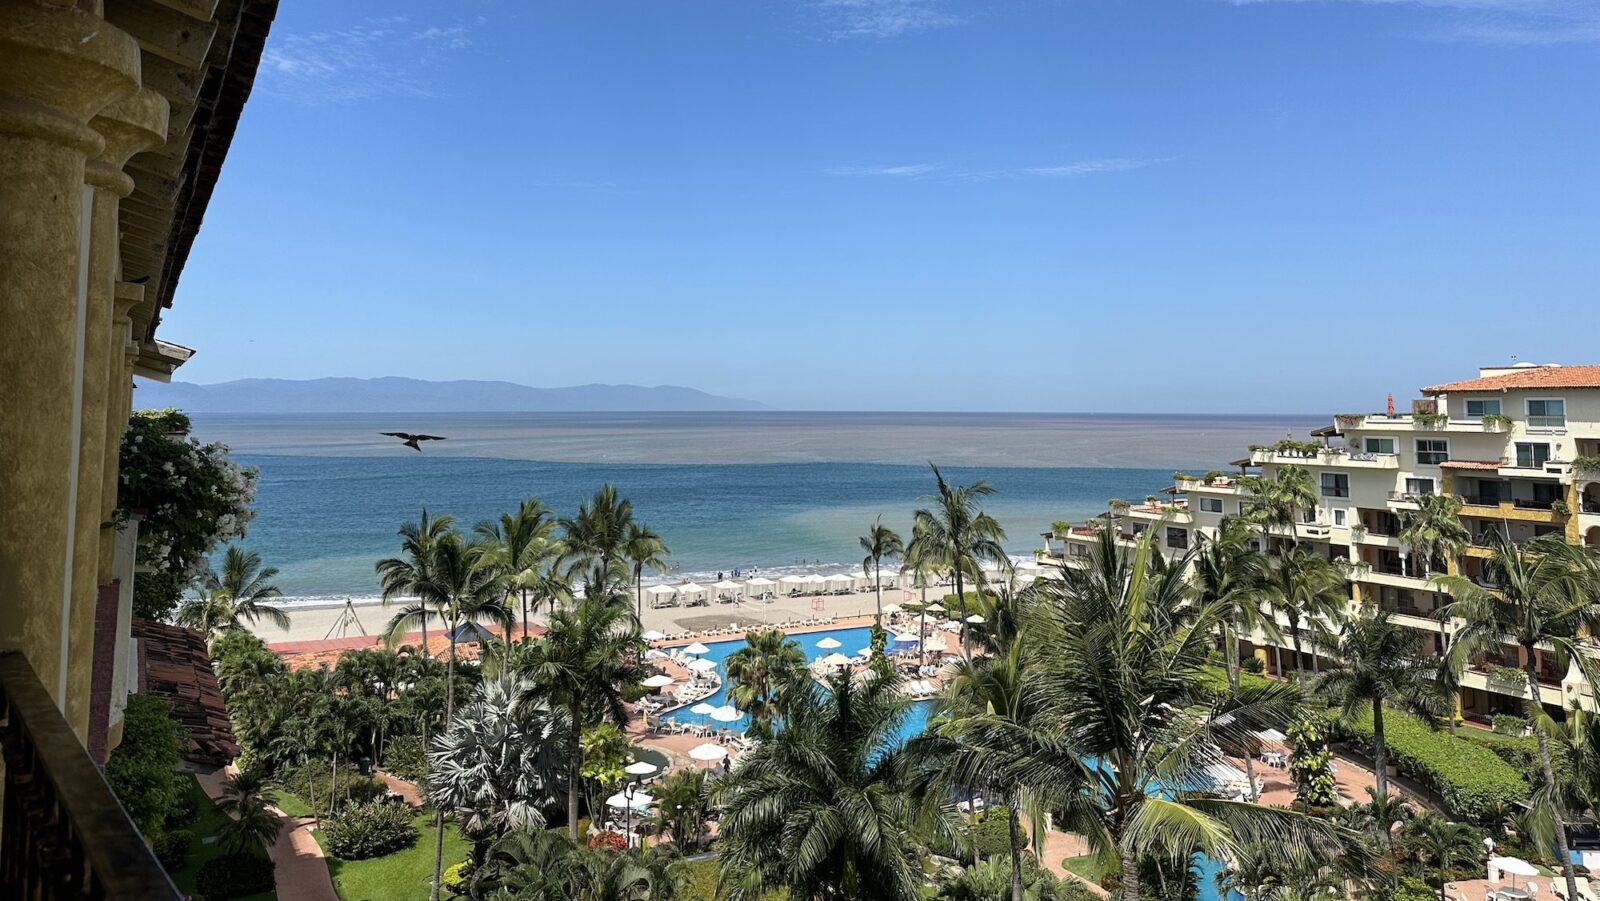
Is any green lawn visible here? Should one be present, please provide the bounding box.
[170,775,276,901]
[265,786,313,818]
[314,810,470,901]
[1060,854,1103,883]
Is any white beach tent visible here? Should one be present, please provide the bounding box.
[823,573,854,592]
[847,571,871,590]
[711,579,742,601]
[745,576,777,598]
[645,584,677,607]
[677,582,707,603]
[778,575,808,594]
[800,573,827,590]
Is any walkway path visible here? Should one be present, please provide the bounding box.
[1039,830,1110,897]
[374,770,424,808]
[196,765,339,901]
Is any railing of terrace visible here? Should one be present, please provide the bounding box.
[0,653,182,900]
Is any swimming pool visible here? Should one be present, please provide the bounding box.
[658,626,1230,900]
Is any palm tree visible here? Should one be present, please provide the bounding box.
[1264,545,1347,696]
[177,546,289,637]
[471,828,683,900]
[517,591,645,840]
[860,516,904,630]
[910,464,1008,660]
[1403,812,1479,900]
[1433,532,1600,901]
[1315,609,1446,800]
[428,674,568,856]
[475,497,560,642]
[560,484,635,582]
[902,520,940,666]
[1347,785,1414,851]
[375,510,455,657]
[1241,464,1317,550]
[216,770,281,854]
[714,665,931,901]
[651,768,709,852]
[1025,524,1336,901]
[1397,493,1470,579]
[723,628,806,736]
[1192,517,1274,799]
[620,522,670,625]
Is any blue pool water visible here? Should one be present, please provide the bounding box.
[660,625,1227,900]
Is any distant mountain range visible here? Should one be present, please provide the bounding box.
[135,377,767,413]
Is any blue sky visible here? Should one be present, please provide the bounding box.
[165,0,1600,413]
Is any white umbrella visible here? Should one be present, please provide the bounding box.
[644,648,668,660]
[965,614,986,624]
[642,674,675,689]
[685,641,711,655]
[815,636,842,649]
[883,603,902,615]
[855,647,875,657]
[689,743,728,762]
[688,658,718,673]
[690,702,718,716]
[625,761,659,777]
[819,652,851,667]
[1202,761,1248,786]
[709,705,742,722]
[892,632,921,645]
[606,791,654,810]
[642,629,666,641]
[1489,856,1538,880]
[924,636,949,652]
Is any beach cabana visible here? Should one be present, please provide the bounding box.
[711,579,743,603]
[847,571,871,590]
[745,576,777,599]
[800,574,827,591]
[677,582,708,605]
[823,573,854,594]
[778,575,808,595]
[645,584,678,608]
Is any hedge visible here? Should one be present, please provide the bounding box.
[1456,725,1570,787]
[1328,707,1527,823]
[322,800,418,860]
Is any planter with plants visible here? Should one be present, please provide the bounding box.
[1487,664,1527,690]
[1480,413,1513,430]
[1411,412,1449,428]
[1335,413,1366,429]
[1552,499,1571,516]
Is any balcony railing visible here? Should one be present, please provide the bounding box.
[0,653,181,900]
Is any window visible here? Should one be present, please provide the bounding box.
[1405,478,1436,496]
[1527,398,1566,428]
[1069,543,1089,557]
[1515,442,1551,468]
[1415,439,1448,465]
[1321,473,1349,498]
[1364,437,1397,455]
[1165,527,1189,550]
[1465,398,1501,418]
[1198,497,1224,514]
[1332,508,1347,526]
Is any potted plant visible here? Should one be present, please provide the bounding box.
[1481,413,1513,430]
[1552,498,1571,516]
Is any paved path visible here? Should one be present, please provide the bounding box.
[196,765,339,901]
[375,769,424,808]
[1039,830,1110,897]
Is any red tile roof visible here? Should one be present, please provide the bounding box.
[131,619,238,765]
[1423,365,1600,393]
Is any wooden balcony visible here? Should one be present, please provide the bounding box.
[0,653,181,900]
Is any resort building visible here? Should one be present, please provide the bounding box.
[0,0,277,895]
[1043,362,1600,726]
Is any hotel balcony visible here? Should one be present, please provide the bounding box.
[1249,448,1400,469]
[1340,413,1512,435]
[0,654,181,899]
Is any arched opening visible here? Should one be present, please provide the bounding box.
[1587,525,1600,549]
[1583,482,1600,515]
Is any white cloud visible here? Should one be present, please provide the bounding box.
[826,157,1176,181]
[1219,0,1600,45]
[808,0,964,39]
[260,15,480,103]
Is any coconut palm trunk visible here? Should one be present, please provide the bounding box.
[1119,835,1141,901]
[1524,646,1580,901]
[429,612,459,901]
[567,708,583,839]
[1224,623,1261,800]
[873,563,883,629]
[1007,806,1025,901]
[1371,697,1388,799]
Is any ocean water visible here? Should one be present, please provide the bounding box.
[188,412,1319,601]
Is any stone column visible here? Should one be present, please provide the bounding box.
[99,283,144,582]
[72,88,167,739]
[0,0,140,718]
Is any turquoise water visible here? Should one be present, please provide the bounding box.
[657,625,1229,900]
[185,411,1319,602]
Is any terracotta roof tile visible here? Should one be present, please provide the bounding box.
[1423,365,1600,393]
[131,619,238,765]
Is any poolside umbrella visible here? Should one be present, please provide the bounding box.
[709,705,742,722]
[818,652,851,668]
[642,629,666,641]
[687,658,718,673]
[642,675,675,689]
[815,636,842,649]
[606,791,654,810]
[689,702,717,716]
[925,602,945,613]
[892,632,921,647]
[643,649,668,660]
[883,603,902,615]
[1489,857,1538,884]
[684,641,710,655]
[855,647,875,657]
[689,743,727,763]
[625,761,658,777]
[1254,728,1287,744]
[965,614,986,624]
[924,636,949,653]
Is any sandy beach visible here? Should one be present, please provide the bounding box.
[249,582,955,645]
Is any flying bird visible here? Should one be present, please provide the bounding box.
[380,432,447,452]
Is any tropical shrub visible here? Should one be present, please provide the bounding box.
[1328,707,1526,822]
[1286,718,1338,809]
[382,733,427,783]
[1389,876,1438,901]
[322,800,418,860]
[105,695,184,839]
[973,805,1014,860]
[194,852,275,900]
[441,860,471,896]
[273,762,387,816]
[153,828,192,871]
[588,829,626,851]
[1240,655,1264,674]
[118,408,257,620]
[1492,714,1528,736]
